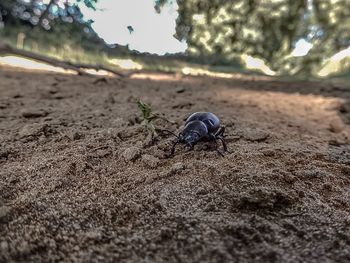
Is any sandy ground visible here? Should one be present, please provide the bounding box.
[0,65,350,262]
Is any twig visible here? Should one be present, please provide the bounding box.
[68,62,127,78]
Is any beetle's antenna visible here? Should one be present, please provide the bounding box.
[156,128,179,139]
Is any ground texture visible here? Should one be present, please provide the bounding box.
[1,66,350,262]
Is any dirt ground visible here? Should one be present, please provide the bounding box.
[0,65,350,262]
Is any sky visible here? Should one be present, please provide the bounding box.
[291,39,313,57]
[80,0,187,55]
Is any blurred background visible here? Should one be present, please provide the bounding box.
[0,0,349,78]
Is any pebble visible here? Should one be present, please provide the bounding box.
[51,94,65,100]
[283,173,296,184]
[196,188,208,195]
[141,154,160,168]
[66,130,83,141]
[12,93,22,98]
[122,147,141,161]
[0,102,9,109]
[85,230,102,240]
[21,109,48,118]
[48,87,58,94]
[0,206,10,220]
[94,148,112,158]
[244,129,269,142]
[0,149,10,159]
[329,118,344,133]
[329,139,345,146]
[261,149,275,156]
[176,87,186,93]
[17,241,30,255]
[150,148,165,159]
[339,103,349,113]
[0,241,8,251]
[112,118,128,128]
[18,123,45,138]
[172,162,185,173]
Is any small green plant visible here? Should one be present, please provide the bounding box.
[137,99,158,137]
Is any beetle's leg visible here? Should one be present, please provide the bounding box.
[217,136,232,153]
[213,139,225,157]
[216,149,225,157]
[215,126,225,137]
[209,135,225,157]
[214,127,232,154]
[208,133,216,140]
[165,140,179,158]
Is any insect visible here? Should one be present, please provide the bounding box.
[165,112,230,156]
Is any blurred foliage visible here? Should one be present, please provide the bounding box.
[171,0,350,75]
[0,0,97,30]
[175,0,304,66]
[0,0,122,65]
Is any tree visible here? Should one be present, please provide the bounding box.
[306,0,350,63]
[0,0,131,78]
[0,0,97,30]
[0,0,105,55]
[173,0,307,69]
[157,0,350,74]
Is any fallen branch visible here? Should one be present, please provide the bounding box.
[0,42,133,77]
[0,42,88,75]
[68,62,127,78]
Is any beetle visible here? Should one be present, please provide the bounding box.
[164,112,230,156]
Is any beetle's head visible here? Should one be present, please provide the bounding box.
[179,131,200,148]
[178,120,208,148]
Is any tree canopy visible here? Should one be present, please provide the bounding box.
[0,0,107,56]
[0,0,97,30]
[165,0,350,74]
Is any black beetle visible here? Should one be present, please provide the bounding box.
[165,112,230,156]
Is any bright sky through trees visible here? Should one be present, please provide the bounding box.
[79,0,316,58]
[80,0,187,55]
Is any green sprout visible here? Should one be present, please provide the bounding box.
[137,99,158,137]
